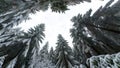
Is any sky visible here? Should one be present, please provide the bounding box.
[18,0,116,49]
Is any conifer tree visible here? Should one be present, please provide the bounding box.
[39,42,49,61]
[70,0,120,66]
[0,24,45,68]
[49,47,54,60]
[49,47,56,64]
[23,24,45,68]
[55,34,78,68]
[33,42,55,68]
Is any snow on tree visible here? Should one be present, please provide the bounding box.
[55,34,79,68]
[70,0,120,66]
[0,28,26,68]
[86,52,120,68]
[19,24,45,68]
[0,0,92,33]
[0,0,120,68]
[39,42,49,61]
[0,0,92,67]
[32,42,56,68]
[0,57,4,68]
[49,47,56,64]
[49,47,54,60]
[0,24,45,68]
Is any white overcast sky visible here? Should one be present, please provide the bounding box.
[18,0,117,49]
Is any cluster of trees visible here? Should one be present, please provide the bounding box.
[0,0,120,68]
[0,23,79,68]
[71,0,120,64]
[70,0,120,67]
[0,24,45,68]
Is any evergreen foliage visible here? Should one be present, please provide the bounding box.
[50,0,69,13]
[70,0,120,66]
[0,0,120,68]
[49,47,56,64]
[32,42,55,68]
[87,52,120,68]
[0,24,45,68]
[0,0,91,32]
[55,34,79,68]
[39,42,49,61]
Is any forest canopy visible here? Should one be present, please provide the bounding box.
[0,0,120,68]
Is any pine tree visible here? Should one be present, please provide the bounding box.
[73,43,86,64]
[23,24,45,68]
[0,24,45,68]
[70,0,120,66]
[39,42,49,61]
[33,42,55,68]
[0,0,50,32]
[49,47,56,64]
[55,34,78,68]
[0,28,26,68]
[49,47,54,60]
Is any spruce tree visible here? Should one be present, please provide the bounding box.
[70,0,120,66]
[0,24,45,68]
[33,42,55,68]
[49,47,54,60]
[49,47,56,64]
[0,28,26,68]
[55,34,78,68]
[39,42,49,61]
